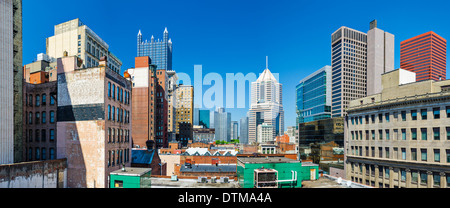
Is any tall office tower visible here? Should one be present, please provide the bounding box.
[46,18,122,73]
[137,28,173,71]
[175,85,194,146]
[231,121,239,140]
[239,116,249,144]
[12,0,23,163]
[23,56,58,162]
[57,55,132,188]
[296,65,332,124]
[193,107,199,126]
[248,59,284,144]
[214,107,231,142]
[156,69,168,148]
[199,110,210,128]
[400,31,447,81]
[257,123,274,143]
[331,26,368,117]
[167,70,178,141]
[126,56,157,149]
[367,20,395,96]
[0,0,16,164]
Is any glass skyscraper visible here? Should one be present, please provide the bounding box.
[137,28,173,71]
[199,110,210,128]
[296,66,332,124]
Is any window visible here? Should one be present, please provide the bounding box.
[42,112,46,124]
[447,150,450,163]
[36,95,40,107]
[42,94,47,105]
[421,109,427,120]
[114,180,124,188]
[29,94,33,106]
[371,114,375,123]
[385,130,390,140]
[411,110,417,120]
[112,84,116,100]
[433,173,440,186]
[379,147,383,158]
[433,128,440,140]
[421,149,427,161]
[50,94,55,105]
[401,111,406,121]
[385,147,390,158]
[385,168,390,179]
[385,113,390,122]
[401,169,406,182]
[421,128,427,140]
[35,148,40,160]
[108,105,111,120]
[42,148,46,160]
[50,129,55,141]
[372,130,375,140]
[49,148,55,160]
[108,82,111,98]
[411,128,416,140]
[433,107,440,119]
[411,171,418,183]
[371,147,375,157]
[434,149,440,162]
[420,171,427,185]
[411,148,417,161]
[401,148,406,160]
[378,114,383,123]
[41,130,46,142]
[447,127,450,140]
[50,111,55,123]
[35,112,40,124]
[446,106,450,118]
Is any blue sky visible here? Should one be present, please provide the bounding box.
[23,0,450,130]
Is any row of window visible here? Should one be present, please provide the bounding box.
[26,129,55,143]
[350,127,450,141]
[25,93,56,107]
[349,146,450,163]
[27,147,56,161]
[108,149,130,167]
[107,105,130,123]
[107,128,130,143]
[351,106,450,125]
[107,82,130,105]
[350,163,449,187]
[26,111,56,125]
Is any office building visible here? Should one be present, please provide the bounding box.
[214,107,231,142]
[167,70,178,141]
[0,0,20,164]
[198,109,210,129]
[137,28,172,71]
[175,85,194,146]
[231,121,239,140]
[240,116,249,145]
[400,31,447,82]
[257,123,274,143]
[296,65,332,124]
[367,20,395,96]
[156,69,168,148]
[249,58,285,144]
[46,18,122,73]
[331,26,368,117]
[345,68,450,188]
[57,55,132,188]
[298,117,344,147]
[126,56,157,149]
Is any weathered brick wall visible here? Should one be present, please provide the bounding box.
[0,159,67,188]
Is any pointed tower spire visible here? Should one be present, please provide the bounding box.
[138,29,142,36]
[266,56,269,69]
[164,27,168,34]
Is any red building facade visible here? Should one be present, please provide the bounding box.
[400,31,447,81]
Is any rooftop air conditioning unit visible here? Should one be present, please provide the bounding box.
[211,177,217,183]
[198,177,207,183]
[221,177,229,183]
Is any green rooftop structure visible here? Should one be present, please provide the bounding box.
[237,156,319,188]
[109,167,152,188]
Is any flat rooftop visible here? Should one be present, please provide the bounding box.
[180,164,236,173]
[110,167,151,177]
[150,177,240,188]
[237,156,299,164]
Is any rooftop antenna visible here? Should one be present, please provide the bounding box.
[266,56,269,69]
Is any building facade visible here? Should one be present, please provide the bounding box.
[199,109,210,129]
[214,107,231,142]
[46,18,122,73]
[156,69,168,148]
[400,31,447,82]
[331,26,368,117]
[175,85,194,146]
[137,28,172,71]
[167,70,178,141]
[56,56,132,188]
[239,116,249,145]
[345,69,450,188]
[257,123,274,143]
[126,56,157,149]
[231,121,239,140]
[298,117,344,147]
[249,63,284,144]
[296,65,332,124]
[366,20,395,96]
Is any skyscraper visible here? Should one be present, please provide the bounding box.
[248,58,284,144]
[214,107,231,142]
[239,116,249,145]
[137,28,173,71]
[367,20,395,96]
[231,121,239,140]
[46,18,122,73]
[198,110,210,129]
[400,31,447,81]
[175,85,194,146]
[331,26,368,117]
[296,65,332,124]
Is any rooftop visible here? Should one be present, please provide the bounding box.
[150,177,239,188]
[180,164,236,173]
[237,156,299,164]
[110,167,152,177]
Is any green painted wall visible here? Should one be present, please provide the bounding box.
[237,162,319,188]
[110,175,142,188]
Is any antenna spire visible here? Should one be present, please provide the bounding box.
[266,56,269,69]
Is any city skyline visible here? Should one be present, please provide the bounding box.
[22,0,450,128]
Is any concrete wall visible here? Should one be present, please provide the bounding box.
[0,159,67,188]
